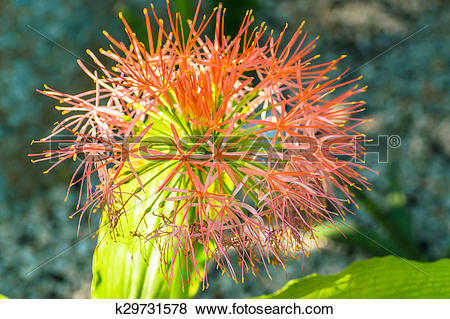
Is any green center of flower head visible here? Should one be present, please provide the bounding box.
[31,0,375,288]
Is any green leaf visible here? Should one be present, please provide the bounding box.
[0,294,8,299]
[257,256,450,298]
[91,166,203,299]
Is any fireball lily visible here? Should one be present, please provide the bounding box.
[30,0,374,289]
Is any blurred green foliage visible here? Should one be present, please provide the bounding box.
[117,0,260,43]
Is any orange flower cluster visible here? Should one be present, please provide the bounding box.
[31,1,374,288]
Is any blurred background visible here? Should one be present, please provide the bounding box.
[0,0,448,298]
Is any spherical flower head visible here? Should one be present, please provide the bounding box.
[30,0,375,288]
